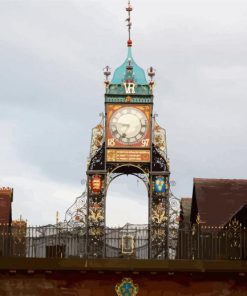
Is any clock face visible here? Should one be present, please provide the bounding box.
[110,107,148,145]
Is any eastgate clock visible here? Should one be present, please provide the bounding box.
[106,104,151,148]
[110,106,147,144]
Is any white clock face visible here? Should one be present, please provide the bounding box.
[110,107,148,144]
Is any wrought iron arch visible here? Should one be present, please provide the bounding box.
[105,172,149,224]
[106,164,149,192]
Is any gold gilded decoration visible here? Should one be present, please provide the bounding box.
[115,278,139,296]
[106,104,151,148]
[89,116,104,160]
[196,213,201,224]
[89,227,104,236]
[152,227,165,239]
[228,217,241,259]
[125,96,132,102]
[152,203,167,224]
[107,149,150,163]
[88,203,104,223]
[153,119,167,159]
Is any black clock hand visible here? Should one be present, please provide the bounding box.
[117,123,130,134]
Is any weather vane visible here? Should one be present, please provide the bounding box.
[126,0,133,47]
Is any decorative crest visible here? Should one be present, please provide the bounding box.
[115,278,139,296]
[126,0,133,47]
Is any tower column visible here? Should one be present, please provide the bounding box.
[149,173,170,259]
[86,173,107,258]
[84,0,171,260]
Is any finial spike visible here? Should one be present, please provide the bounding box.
[56,211,59,224]
[148,66,156,92]
[103,66,111,89]
[126,0,133,47]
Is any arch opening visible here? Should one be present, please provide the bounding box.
[106,174,148,227]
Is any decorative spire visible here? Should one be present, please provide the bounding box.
[126,0,133,47]
[108,1,150,88]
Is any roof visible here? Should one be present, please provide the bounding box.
[191,178,247,225]
[111,47,148,85]
[228,204,247,227]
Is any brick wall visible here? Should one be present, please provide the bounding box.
[0,271,246,296]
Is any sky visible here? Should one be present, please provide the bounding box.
[0,0,246,226]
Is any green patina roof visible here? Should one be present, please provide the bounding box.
[106,47,152,97]
[111,47,148,85]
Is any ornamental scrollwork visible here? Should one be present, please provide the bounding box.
[153,118,167,160]
[88,143,105,171]
[89,115,104,159]
[168,190,181,258]
[152,145,168,172]
[65,190,87,228]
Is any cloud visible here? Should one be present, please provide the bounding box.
[0,0,246,225]
[0,118,82,225]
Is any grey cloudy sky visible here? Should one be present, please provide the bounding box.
[0,0,246,226]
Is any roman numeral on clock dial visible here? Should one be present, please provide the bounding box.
[109,106,149,146]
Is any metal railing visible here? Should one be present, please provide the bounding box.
[0,220,246,260]
[177,221,247,260]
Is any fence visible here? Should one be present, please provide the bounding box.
[0,221,246,260]
[177,220,247,260]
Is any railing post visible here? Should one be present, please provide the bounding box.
[191,213,201,260]
[228,218,241,260]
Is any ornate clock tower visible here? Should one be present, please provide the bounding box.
[86,1,170,259]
